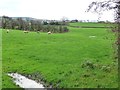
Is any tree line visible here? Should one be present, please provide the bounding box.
[1,16,69,33]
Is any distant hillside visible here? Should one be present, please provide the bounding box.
[11,17,37,21]
[0,16,43,21]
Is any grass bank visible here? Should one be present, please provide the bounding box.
[2,23,118,88]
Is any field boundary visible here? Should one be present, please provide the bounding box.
[68,25,112,28]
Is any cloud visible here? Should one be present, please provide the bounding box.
[0,0,114,21]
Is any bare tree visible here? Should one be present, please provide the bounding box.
[87,0,120,63]
[87,0,119,22]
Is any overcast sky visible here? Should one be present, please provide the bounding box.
[0,0,115,21]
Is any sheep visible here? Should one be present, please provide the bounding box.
[37,31,40,33]
[23,30,29,33]
[48,31,52,34]
[6,29,10,33]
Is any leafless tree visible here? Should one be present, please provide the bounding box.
[87,0,119,22]
[87,0,120,61]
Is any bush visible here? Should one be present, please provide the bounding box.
[1,16,69,33]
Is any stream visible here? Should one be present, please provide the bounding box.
[8,73,45,89]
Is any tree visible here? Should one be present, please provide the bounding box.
[16,18,26,30]
[2,16,10,29]
[87,0,119,22]
[61,16,69,25]
[61,16,68,22]
[87,0,120,63]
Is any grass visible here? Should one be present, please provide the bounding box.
[0,29,2,89]
[69,22,114,27]
[2,22,118,88]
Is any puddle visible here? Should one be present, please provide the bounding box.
[8,73,44,88]
[89,36,96,38]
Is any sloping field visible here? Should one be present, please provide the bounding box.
[2,23,118,88]
[69,22,114,28]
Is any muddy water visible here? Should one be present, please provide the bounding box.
[8,73,44,89]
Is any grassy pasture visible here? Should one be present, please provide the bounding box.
[2,22,118,88]
[69,22,114,28]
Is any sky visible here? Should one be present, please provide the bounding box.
[0,0,115,21]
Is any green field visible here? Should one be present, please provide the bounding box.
[69,22,114,27]
[2,23,118,88]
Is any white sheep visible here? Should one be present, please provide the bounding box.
[37,31,40,33]
[23,31,29,33]
[48,31,52,34]
[6,29,10,33]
